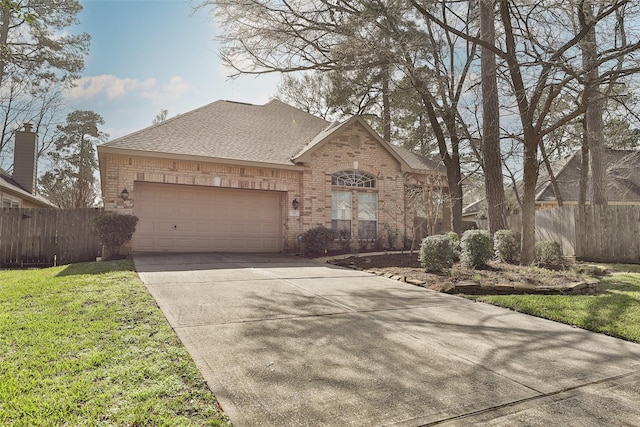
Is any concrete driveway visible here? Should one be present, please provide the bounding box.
[134,253,640,426]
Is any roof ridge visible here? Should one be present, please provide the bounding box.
[101,99,229,147]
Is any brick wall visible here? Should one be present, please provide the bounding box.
[301,121,408,249]
[101,154,304,250]
[100,121,445,251]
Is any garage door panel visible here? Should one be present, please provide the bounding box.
[156,237,175,247]
[156,221,178,231]
[133,182,283,252]
[246,224,262,234]
[194,222,213,233]
[261,224,279,234]
[137,221,156,232]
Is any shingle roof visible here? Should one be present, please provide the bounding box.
[0,168,54,207]
[101,99,331,166]
[100,99,444,174]
[463,148,640,215]
[388,145,445,173]
[536,149,640,202]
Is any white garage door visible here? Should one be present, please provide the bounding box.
[133,182,283,252]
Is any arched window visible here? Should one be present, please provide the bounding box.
[331,170,377,239]
[331,170,376,188]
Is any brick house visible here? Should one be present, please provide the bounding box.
[97,99,448,253]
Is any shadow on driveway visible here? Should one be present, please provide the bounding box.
[134,252,640,426]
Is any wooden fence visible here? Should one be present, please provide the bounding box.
[0,208,105,267]
[505,205,640,262]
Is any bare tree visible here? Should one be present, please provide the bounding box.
[276,72,337,120]
[153,108,168,125]
[411,0,640,263]
[479,0,506,233]
[203,0,481,234]
[580,0,607,206]
[0,76,67,171]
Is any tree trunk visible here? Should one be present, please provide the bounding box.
[417,91,464,234]
[580,0,608,206]
[480,0,506,234]
[579,119,589,206]
[0,4,11,87]
[381,62,392,143]
[521,138,539,265]
[538,139,563,207]
[499,0,538,264]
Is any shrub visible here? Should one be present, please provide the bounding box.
[300,225,336,254]
[383,224,399,250]
[94,214,139,259]
[336,229,351,252]
[535,240,563,267]
[446,231,461,261]
[403,235,413,251]
[446,231,460,247]
[460,229,492,268]
[494,229,521,263]
[419,234,455,272]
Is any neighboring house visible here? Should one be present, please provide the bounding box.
[463,148,640,222]
[97,99,448,253]
[0,124,54,209]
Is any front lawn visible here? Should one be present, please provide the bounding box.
[468,264,640,343]
[0,260,230,426]
[329,254,640,343]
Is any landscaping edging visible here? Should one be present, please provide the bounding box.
[338,264,602,295]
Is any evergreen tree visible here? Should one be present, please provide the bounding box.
[39,110,107,208]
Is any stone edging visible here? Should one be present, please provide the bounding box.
[342,265,602,295]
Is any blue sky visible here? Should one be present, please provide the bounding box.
[65,0,280,140]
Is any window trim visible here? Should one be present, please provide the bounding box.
[331,189,352,239]
[357,191,378,241]
[330,169,378,240]
[1,196,20,208]
[331,170,376,188]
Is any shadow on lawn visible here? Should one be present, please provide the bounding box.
[56,259,135,277]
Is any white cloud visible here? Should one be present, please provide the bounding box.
[141,76,193,105]
[64,75,156,100]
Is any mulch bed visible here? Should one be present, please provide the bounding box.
[327,252,601,294]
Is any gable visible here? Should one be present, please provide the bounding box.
[292,116,412,172]
[536,149,640,202]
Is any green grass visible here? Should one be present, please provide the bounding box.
[0,260,230,426]
[468,264,640,343]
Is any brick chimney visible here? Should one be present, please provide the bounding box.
[13,123,38,195]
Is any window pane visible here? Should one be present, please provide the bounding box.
[332,220,352,239]
[358,192,377,220]
[358,192,377,239]
[358,221,377,240]
[332,191,351,219]
[331,170,376,188]
[332,191,352,237]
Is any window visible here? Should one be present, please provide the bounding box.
[331,190,352,238]
[358,192,378,240]
[331,170,378,239]
[2,197,20,208]
[331,170,376,188]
